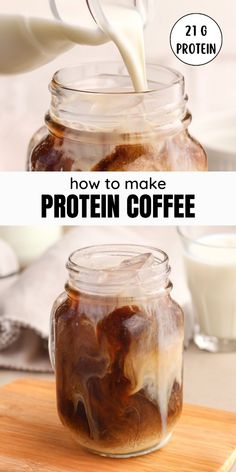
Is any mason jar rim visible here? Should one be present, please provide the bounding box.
[51,62,184,96]
[66,244,171,297]
[49,63,187,141]
[67,244,169,273]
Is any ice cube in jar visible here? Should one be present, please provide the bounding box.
[50,244,184,458]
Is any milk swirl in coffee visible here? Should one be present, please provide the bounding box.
[50,246,184,457]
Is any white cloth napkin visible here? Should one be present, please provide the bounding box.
[0,227,192,372]
[0,238,19,290]
[0,239,20,354]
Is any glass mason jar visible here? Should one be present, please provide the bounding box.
[49,244,184,458]
[28,62,207,171]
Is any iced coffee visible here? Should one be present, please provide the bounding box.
[28,63,207,172]
[50,245,184,457]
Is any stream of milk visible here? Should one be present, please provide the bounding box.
[0,3,148,91]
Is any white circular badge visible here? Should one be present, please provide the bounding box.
[170,13,223,66]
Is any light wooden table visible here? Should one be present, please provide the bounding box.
[0,342,235,470]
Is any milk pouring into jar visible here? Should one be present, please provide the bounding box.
[0,0,148,91]
[1,1,208,172]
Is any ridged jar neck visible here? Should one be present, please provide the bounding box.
[66,244,172,298]
[48,62,190,143]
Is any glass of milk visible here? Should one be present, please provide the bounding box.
[178,227,236,352]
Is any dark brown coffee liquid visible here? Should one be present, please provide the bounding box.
[55,291,183,454]
[29,122,207,172]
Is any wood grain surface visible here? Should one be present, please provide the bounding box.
[0,379,235,472]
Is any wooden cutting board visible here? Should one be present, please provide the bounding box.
[0,379,235,472]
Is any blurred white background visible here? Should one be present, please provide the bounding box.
[0,0,236,170]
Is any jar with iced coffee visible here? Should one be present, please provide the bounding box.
[49,244,184,458]
[28,62,207,171]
